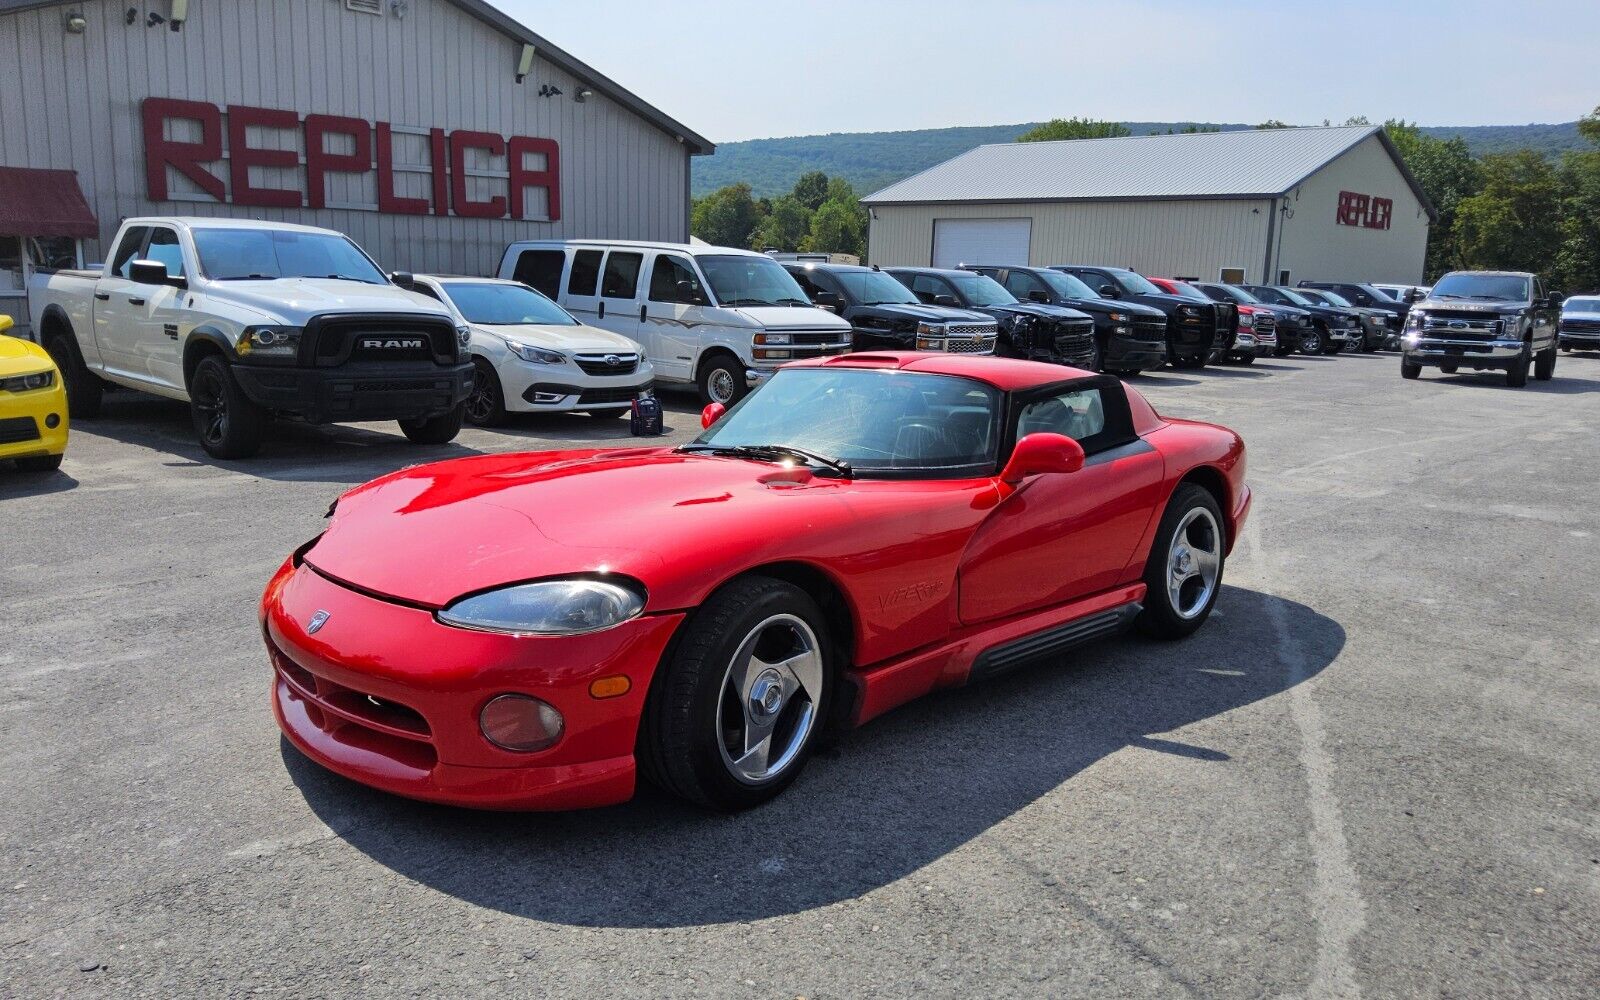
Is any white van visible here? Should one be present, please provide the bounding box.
[497,240,853,405]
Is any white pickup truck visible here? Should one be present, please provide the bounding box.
[28,217,473,458]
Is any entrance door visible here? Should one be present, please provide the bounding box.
[932,218,1031,268]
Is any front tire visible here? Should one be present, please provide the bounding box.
[464,357,506,427]
[697,353,747,407]
[1401,359,1422,380]
[44,331,103,419]
[639,576,833,810]
[1301,328,1323,354]
[1534,342,1557,381]
[189,355,265,459]
[1505,341,1531,388]
[1136,483,1225,640]
[398,403,465,444]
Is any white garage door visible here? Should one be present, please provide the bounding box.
[932,218,1032,268]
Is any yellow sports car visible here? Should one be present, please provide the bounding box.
[0,315,69,472]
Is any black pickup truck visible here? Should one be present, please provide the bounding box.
[961,264,1168,376]
[1050,265,1221,368]
[885,267,1099,368]
[783,262,999,355]
[1242,285,1363,354]
[1193,282,1310,357]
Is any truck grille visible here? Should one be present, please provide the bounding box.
[573,353,640,376]
[1559,317,1600,332]
[946,334,998,355]
[1052,320,1098,365]
[1422,312,1505,342]
[1131,317,1167,343]
[1252,314,1277,336]
[0,416,40,444]
[310,315,459,367]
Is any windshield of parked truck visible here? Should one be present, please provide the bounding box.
[192,229,387,283]
[948,272,1016,307]
[835,269,921,306]
[442,282,576,326]
[1036,269,1100,300]
[1271,287,1316,306]
[1303,289,1354,307]
[1217,285,1261,303]
[1562,296,1600,312]
[699,255,814,308]
[1431,273,1531,302]
[1111,270,1162,296]
[686,367,1001,477]
[1165,281,1209,300]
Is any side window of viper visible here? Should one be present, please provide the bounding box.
[1018,389,1107,443]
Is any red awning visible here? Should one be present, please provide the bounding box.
[0,167,98,238]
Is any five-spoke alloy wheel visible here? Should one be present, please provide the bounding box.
[1137,483,1226,638]
[715,614,824,785]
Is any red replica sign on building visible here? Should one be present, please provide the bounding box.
[141,98,560,221]
[1336,190,1392,231]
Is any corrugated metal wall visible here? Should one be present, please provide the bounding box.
[1272,135,1428,285]
[0,0,691,279]
[868,198,1273,281]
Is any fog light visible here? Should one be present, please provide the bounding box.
[479,694,563,752]
[45,413,61,429]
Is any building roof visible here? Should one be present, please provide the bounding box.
[0,0,713,156]
[862,126,1437,220]
[0,167,98,237]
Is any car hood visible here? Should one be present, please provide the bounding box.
[854,303,995,324]
[730,305,852,331]
[306,448,876,608]
[1060,297,1165,319]
[1132,291,1209,311]
[1562,309,1600,320]
[475,321,640,353]
[983,302,1093,322]
[0,334,53,377]
[204,278,453,323]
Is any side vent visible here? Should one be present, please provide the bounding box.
[345,0,382,14]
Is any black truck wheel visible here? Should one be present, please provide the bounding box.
[189,355,265,459]
[1533,342,1557,381]
[44,330,104,419]
[1505,341,1531,388]
[399,403,466,444]
[1401,359,1421,380]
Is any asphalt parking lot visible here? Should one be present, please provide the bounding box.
[4,350,1599,998]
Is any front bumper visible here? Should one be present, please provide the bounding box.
[1104,329,1167,370]
[0,380,69,461]
[262,557,685,810]
[500,357,657,412]
[1559,329,1600,349]
[233,360,473,424]
[1402,336,1525,369]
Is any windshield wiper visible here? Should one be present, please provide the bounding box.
[776,297,812,307]
[679,443,852,478]
[1465,294,1512,300]
[214,273,276,280]
[315,273,380,284]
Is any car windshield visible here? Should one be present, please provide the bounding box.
[699,255,814,308]
[1272,287,1316,306]
[1312,289,1355,307]
[1166,281,1208,300]
[442,282,576,326]
[1112,270,1163,296]
[1219,285,1261,303]
[1036,269,1099,299]
[948,272,1017,307]
[687,368,1000,477]
[193,229,387,283]
[1431,273,1530,301]
[835,270,920,306]
[1563,296,1600,312]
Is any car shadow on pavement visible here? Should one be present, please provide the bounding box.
[0,467,79,497]
[1432,373,1600,395]
[284,585,1344,928]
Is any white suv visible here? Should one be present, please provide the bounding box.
[412,276,654,425]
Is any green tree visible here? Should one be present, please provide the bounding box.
[792,170,830,210]
[1257,119,1293,129]
[1576,104,1600,145]
[1553,150,1600,292]
[690,182,763,248]
[750,194,812,251]
[1017,118,1131,143]
[1452,150,1563,273]
[803,198,867,259]
[1384,119,1482,277]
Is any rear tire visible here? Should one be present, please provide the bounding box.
[189,355,265,459]
[639,575,833,810]
[1136,483,1226,640]
[697,353,747,407]
[399,403,465,444]
[463,357,506,427]
[14,453,64,473]
[44,331,103,419]
[1534,342,1557,381]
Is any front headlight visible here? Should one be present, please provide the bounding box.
[1405,311,1424,331]
[237,325,304,360]
[1107,312,1128,322]
[456,325,471,351]
[1179,305,1201,317]
[438,578,646,635]
[507,341,566,365]
[915,322,944,338]
[0,369,55,393]
[1237,311,1255,328]
[755,333,791,345]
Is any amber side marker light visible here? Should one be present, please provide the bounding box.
[589,676,631,699]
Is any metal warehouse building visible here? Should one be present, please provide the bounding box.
[0,0,712,338]
[863,126,1436,286]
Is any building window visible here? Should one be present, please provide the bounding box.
[1278,269,1292,285]
[1219,267,1245,284]
[345,0,383,14]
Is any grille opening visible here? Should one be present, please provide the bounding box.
[269,635,431,740]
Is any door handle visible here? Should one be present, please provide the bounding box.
[598,301,606,320]
[639,304,647,323]
[128,297,146,306]
[94,292,110,301]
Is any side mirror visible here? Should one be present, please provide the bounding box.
[1027,289,1050,304]
[390,271,415,290]
[1000,432,1085,485]
[700,402,726,429]
[1408,289,1425,302]
[1098,285,1119,298]
[1547,292,1565,308]
[676,279,707,305]
[814,290,842,310]
[128,259,186,289]
[933,294,959,307]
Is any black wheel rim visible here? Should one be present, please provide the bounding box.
[192,368,227,446]
[465,363,497,423]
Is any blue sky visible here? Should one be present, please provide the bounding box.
[506,0,1600,142]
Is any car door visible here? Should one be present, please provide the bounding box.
[594,249,646,345]
[91,226,152,379]
[907,273,956,306]
[559,248,605,325]
[641,252,707,381]
[958,378,1166,625]
[133,225,187,389]
[1002,269,1050,304]
[1532,277,1555,348]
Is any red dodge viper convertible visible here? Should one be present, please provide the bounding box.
[262,353,1249,811]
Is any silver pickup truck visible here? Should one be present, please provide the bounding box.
[28,217,472,458]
